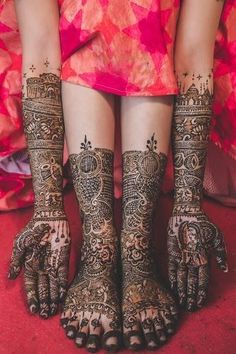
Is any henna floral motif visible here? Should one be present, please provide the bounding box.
[9,71,71,318]
[168,73,228,311]
[9,215,70,317]
[121,136,178,350]
[61,144,122,352]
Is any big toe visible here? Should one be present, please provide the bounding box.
[102,330,122,352]
[123,322,143,351]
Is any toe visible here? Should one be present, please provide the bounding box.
[75,315,90,348]
[86,315,102,352]
[140,311,158,350]
[66,317,79,339]
[161,309,177,335]
[86,335,100,353]
[60,310,71,328]
[153,314,167,344]
[123,324,143,351]
[102,330,122,352]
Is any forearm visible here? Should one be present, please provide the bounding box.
[15,0,64,214]
[172,74,213,215]
[23,73,64,214]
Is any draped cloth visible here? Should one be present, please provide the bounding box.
[0,0,236,210]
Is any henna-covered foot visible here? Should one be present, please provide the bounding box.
[61,145,122,352]
[122,234,178,350]
[121,141,178,350]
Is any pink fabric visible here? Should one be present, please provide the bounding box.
[60,0,179,96]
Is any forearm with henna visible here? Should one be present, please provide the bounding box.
[168,73,227,310]
[9,66,71,318]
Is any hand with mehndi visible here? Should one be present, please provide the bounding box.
[167,211,228,311]
[9,214,71,318]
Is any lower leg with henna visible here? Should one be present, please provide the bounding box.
[60,85,121,352]
[121,97,178,351]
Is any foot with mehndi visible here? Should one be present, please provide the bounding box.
[122,232,178,351]
[61,147,122,352]
[121,147,178,351]
[61,230,122,352]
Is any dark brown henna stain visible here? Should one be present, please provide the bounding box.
[168,73,228,311]
[62,146,121,352]
[9,71,71,318]
[121,137,178,350]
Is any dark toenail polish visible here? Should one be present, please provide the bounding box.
[66,326,76,339]
[75,333,87,347]
[160,334,167,342]
[87,335,100,352]
[105,344,119,352]
[167,327,174,334]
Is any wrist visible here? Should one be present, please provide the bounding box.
[33,208,67,220]
[172,202,202,216]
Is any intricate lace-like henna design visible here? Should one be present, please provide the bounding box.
[9,72,71,318]
[168,74,228,311]
[61,147,122,352]
[121,137,178,351]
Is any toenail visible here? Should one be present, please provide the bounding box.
[66,326,76,339]
[67,330,74,338]
[160,335,167,342]
[75,333,87,347]
[130,336,141,345]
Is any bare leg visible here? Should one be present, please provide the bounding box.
[121,96,178,350]
[168,0,228,312]
[61,83,122,352]
[9,0,70,318]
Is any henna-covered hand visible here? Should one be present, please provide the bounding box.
[9,214,71,318]
[167,211,228,311]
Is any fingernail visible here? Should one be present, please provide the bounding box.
[222,265,229,272]
[30,304,38,314]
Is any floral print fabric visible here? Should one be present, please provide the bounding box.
[60,0,179,96]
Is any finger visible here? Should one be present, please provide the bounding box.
[214,235,228,272]
[49,274,59,316]
[58,264,68,302]
[187,266,198,312]
[177,264,187,306]
[24,270,39,314]
[8,240,25,279]
[38,273,50,319]
[197,265,209,308]
[168,259,177,293]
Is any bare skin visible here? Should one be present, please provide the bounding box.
[168,0,228,312]
[9,0,70,318]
